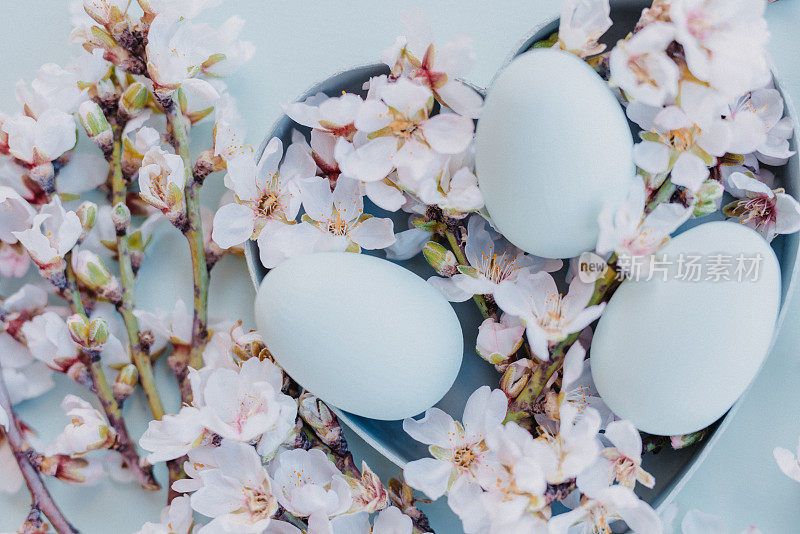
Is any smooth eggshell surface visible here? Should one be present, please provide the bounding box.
[476,48,634,259]
[590,222,781,435]
[254,252,464,420]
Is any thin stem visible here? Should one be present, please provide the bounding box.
[63,258,160,491]
[110,127,165,420]
[505,258,620,423]
[645,178,676,215]
[166,100,209,380]
[0,369,79,534]
[444,228,492,319]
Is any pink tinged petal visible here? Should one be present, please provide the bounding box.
[464,215,495,268]
[255,137,284,192]
[633,141,670,174]
[281,142,318,183]
[775,193,800,235]
[349,217,395,250]
[615,496,662,534]
[298,177,334,221]
[402,407,456,446]
[402,458,452,500]
[385,227,432,260]
[380,78,432,116]
[393,139,437,182]
[427,276,473,302]
[670,152,709,193]
[35,109,77,160]
[462,386,508,438]
[727,111,767,155]
[318,93,363,126]
[436,80,483,119]
[567,303,605,335]
[354,100,393,133]
[339,136,397,183]
[421,113,474,154]
[331,177,364,222]
[654,106,691,131]
[212,203,256,248]
[364,180,405,212]
[561,342,586,389]
[476,317,525,362]
[525,323,550,361]
[681,509,728,534]
[604,420,643,462]
[180,77,220,102]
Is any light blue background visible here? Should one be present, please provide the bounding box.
[1,1,800,532]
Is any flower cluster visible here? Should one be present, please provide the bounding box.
[0,0,797,533]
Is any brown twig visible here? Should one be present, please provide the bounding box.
[0,370,79,534]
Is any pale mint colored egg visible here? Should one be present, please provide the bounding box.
[475,48,634,259]
[591,222,781,436]
[254,252,464,420]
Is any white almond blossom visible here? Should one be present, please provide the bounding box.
[671,0,771,98]
[403,386,507,500]
[596,178,691,259]
[723,171,800,241]
[0,186,35,243]
[21,311,82,375]
[138,146,188,224]
[15,62,86,117]
[381,8,483,118]
[548,484,661,534]
[630,82,733,193]
[395,149,483,218]
[2,109,76,166]
[139,406,209,463]
[727,86,796,165]
[342,77,473,183]
[577,420,655,495]
[326,507,414,534]
[134,297,194,348]
[296,176,396,252]
[474,423,551,533]
[212,95,250,164]
[558,0,612,58]
[1,430,25,494]
[191,441,278,534]
[135,496,196,534]
[13,196,82,275]
[609,22,679,107]
[269,448,353,527]
[212,137,311,249]
[45,394,115,456]
[429,215,562,302]
[194,358,297,458]
[146,13,252,98]
[494,271,605,361]
[284,92,363,138]
[475,314,525,368]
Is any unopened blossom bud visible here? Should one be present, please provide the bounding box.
[692,180,724,217]
[76,201,98,233]
[423,241,457,276]
[113,363,138,401]
[38,454,96,484]
[412,218,440,232]
[111,202,131,234]
[67,314,109,350]
[347,462,390,514]
[298,391,346,455]
[670,429,707,450]
[78,101,113,154]
[119,82,148,119]
[500,359,532,398]
[71,250,121,303]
